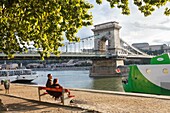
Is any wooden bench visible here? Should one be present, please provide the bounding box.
[38,86,75,105]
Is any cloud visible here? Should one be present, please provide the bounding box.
[159,18,170,24]
[77,26,93,38]
[132,22,170,30]
[77,0,170,45]
[152,39,167,44]
[151,39,170,45]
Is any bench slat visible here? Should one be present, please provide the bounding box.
[39,86,63,92]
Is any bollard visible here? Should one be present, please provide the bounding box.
[1,80,4,85]
[4,80,10,94]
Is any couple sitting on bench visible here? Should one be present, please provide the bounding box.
[46,74,70,101]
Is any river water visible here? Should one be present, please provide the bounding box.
[32,70,124,92]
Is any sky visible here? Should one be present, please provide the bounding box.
[77,0,170,45]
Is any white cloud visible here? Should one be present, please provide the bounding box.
[133,22,170,30]
[77,26,93,38]
[159,18,170,24]
[77,0,170,45]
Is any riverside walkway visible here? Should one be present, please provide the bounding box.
[1,84,170,113]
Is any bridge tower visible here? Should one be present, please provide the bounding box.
[90,21,124,77]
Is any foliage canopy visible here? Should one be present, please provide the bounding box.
[96,0,170,16]
[0,0,93,59]
[0,0,169,59]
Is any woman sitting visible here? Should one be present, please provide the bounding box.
[51,78,71,101]
[51,78,63,100]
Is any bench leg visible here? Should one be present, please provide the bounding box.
[61,90,65,105]
[62,91,74,105]
[38,88,41,101]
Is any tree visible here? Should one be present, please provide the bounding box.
[96,0,170,16]
[0,0,170,59]
[0,0,93,59]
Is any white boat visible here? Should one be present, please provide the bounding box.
[122,53,170,96]
[0,68,38,83]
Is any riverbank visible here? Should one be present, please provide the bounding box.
[32,66,90,71]
[1,84,170,113]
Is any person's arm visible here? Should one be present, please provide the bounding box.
[58,84,63,88]
[55,84,63,89]
[49,80,53,86]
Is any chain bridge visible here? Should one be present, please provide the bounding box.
[1,21,153,77]
[59,21,152,59]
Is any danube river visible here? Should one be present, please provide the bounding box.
[32,70,124,92]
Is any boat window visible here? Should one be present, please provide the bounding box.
[23,70,31,75]
[14,71,22,75]
[32,71,37,74]
[146,69,151,74]
[0,71,7,76]
[163,68,168,74]
[9,71,14,76]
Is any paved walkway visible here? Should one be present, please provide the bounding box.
[1,84,170,113]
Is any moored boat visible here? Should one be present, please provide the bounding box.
[0,68,38,83]
[122,53,170,95]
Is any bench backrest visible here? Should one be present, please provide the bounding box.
[38,86,63,92]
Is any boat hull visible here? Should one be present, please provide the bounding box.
[123,65,170,95]
[12,79,34,83]
[15,74,38,83]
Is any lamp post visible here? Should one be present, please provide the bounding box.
[73,43,76,52]
[78,42,81,52]
[82,40,84,52]
[65,42,68,52]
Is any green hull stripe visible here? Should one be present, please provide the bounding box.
[123,65,170,95]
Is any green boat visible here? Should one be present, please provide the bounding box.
[122,53,170,95]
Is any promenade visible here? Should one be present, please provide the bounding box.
[1,84,170,113]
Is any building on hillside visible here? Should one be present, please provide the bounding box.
[131,43,170,55]
[163,45,170,53]
[26,63,44,68]
[132,43,149,51]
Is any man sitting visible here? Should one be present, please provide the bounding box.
[45,74,53,95]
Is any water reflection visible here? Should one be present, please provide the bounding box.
[31,70,124,92]
[91,77,124,91]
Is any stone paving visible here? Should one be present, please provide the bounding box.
[1,84,170,113]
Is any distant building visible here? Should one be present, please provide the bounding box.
[132,43,170,55]
[0,63,18,69]
[164,45,170,53]
[149,44,167,51]
[132,43,149,51]
[26,63,44,68]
